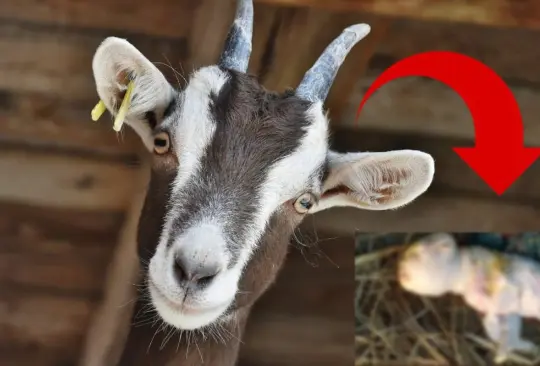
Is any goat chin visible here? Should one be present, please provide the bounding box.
[148,283,232,330]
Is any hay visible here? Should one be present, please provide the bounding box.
[354,232,540,366]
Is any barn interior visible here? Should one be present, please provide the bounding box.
[1,0,540,365]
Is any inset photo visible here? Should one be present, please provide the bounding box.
[355,232,540,366]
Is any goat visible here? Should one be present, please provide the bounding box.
[398,233,540,363]
[91,0,435,364]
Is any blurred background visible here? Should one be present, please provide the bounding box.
[2,0,540,365]
[355,232,540,366]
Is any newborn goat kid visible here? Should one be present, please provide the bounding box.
[92,0,435,364]
[398,233,540,363]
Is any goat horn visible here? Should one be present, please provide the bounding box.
[219,0,254,73]
[296,24,371,103]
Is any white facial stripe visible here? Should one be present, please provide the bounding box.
[234,102,329,269]
[148,66,248,330]
[157,66,229,251]
[170,66,229,193]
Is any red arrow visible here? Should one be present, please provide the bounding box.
[356,50,540,196]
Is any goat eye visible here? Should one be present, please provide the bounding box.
[153,132,170,154]
[293,192,315,214]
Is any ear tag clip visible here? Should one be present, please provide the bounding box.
[90,80,135,132]
[91,100,106,121]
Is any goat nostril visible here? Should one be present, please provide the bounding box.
[192,272,218,286]
[173,256,188,282]
[173,254,221,286]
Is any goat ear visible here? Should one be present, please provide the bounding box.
[92,37,175,151]
[310,149,434,213]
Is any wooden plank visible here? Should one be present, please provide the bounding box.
[258,6,339,91]
[339,75,540,146]
[0,203,125,364]
[0,0,197,38]
[256,0,540,30]
[253,234,354,321]
[331,129,540,204]
[239,316,352,366]
[0,148,138,211]
[368,19,540,85]
[254,5,382,101]
[0,346,75,366]
[0,22,187,101]
[305,195,540,235]
[0,201,124,236]
[0,203,122,364]
[0,251,112,295]
[188,0,236,69]
[79,160,150,366]
[0,288,94,358]
[256,278,353,321]
[0,90,140,157]
[247,3,281,77]
[0,202,121,295]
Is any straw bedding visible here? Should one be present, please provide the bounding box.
[354,232,540,366]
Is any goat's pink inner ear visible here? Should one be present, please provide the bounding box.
[113,69,132,101]
[321,185,351,199]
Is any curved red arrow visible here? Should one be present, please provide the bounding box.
[356,50,540,196]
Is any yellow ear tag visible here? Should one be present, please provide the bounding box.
[91,100,106,121]
[113,81,135,132]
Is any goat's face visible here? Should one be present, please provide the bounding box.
[92,0,435,331]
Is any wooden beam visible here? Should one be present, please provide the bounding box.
[0,148,138,211]
[257,6,335,91]
[252,234,354,321]
[368,20,540,85]
[0,90,139,157]
[5,0,540,33]
[0,202,120,295]
[188,0,236,69]
[331,129,540,204]
[0,288,95,362]
[339,75,540,145]
[0,251,112,296]
[255,0,540,30]
[0,347,81,366]
[239,317,352,366]
[304,195,540,235]
[78,160,150,366]
[0,203,123,364]
[247,3,281,77]
[0,0,196,38]
[0,22,187,101]
[0,201,124,234]
[253,5,380,98]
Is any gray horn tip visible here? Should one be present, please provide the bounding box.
[344,23,371,40]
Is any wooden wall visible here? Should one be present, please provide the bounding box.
[1,0,540,365]
[317,19,540,236]
[0,1,365,364]
[239,234,354,366]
